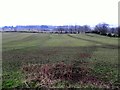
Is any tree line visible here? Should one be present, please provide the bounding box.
[1,23,120,37]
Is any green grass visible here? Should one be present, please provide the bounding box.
[2,32,119,88]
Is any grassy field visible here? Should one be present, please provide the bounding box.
[2,32,119,88]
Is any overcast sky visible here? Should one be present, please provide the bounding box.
[0,0,119,26]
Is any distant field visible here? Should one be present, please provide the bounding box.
[2,32,119,88]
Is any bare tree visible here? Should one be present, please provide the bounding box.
[94,23,109,35]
